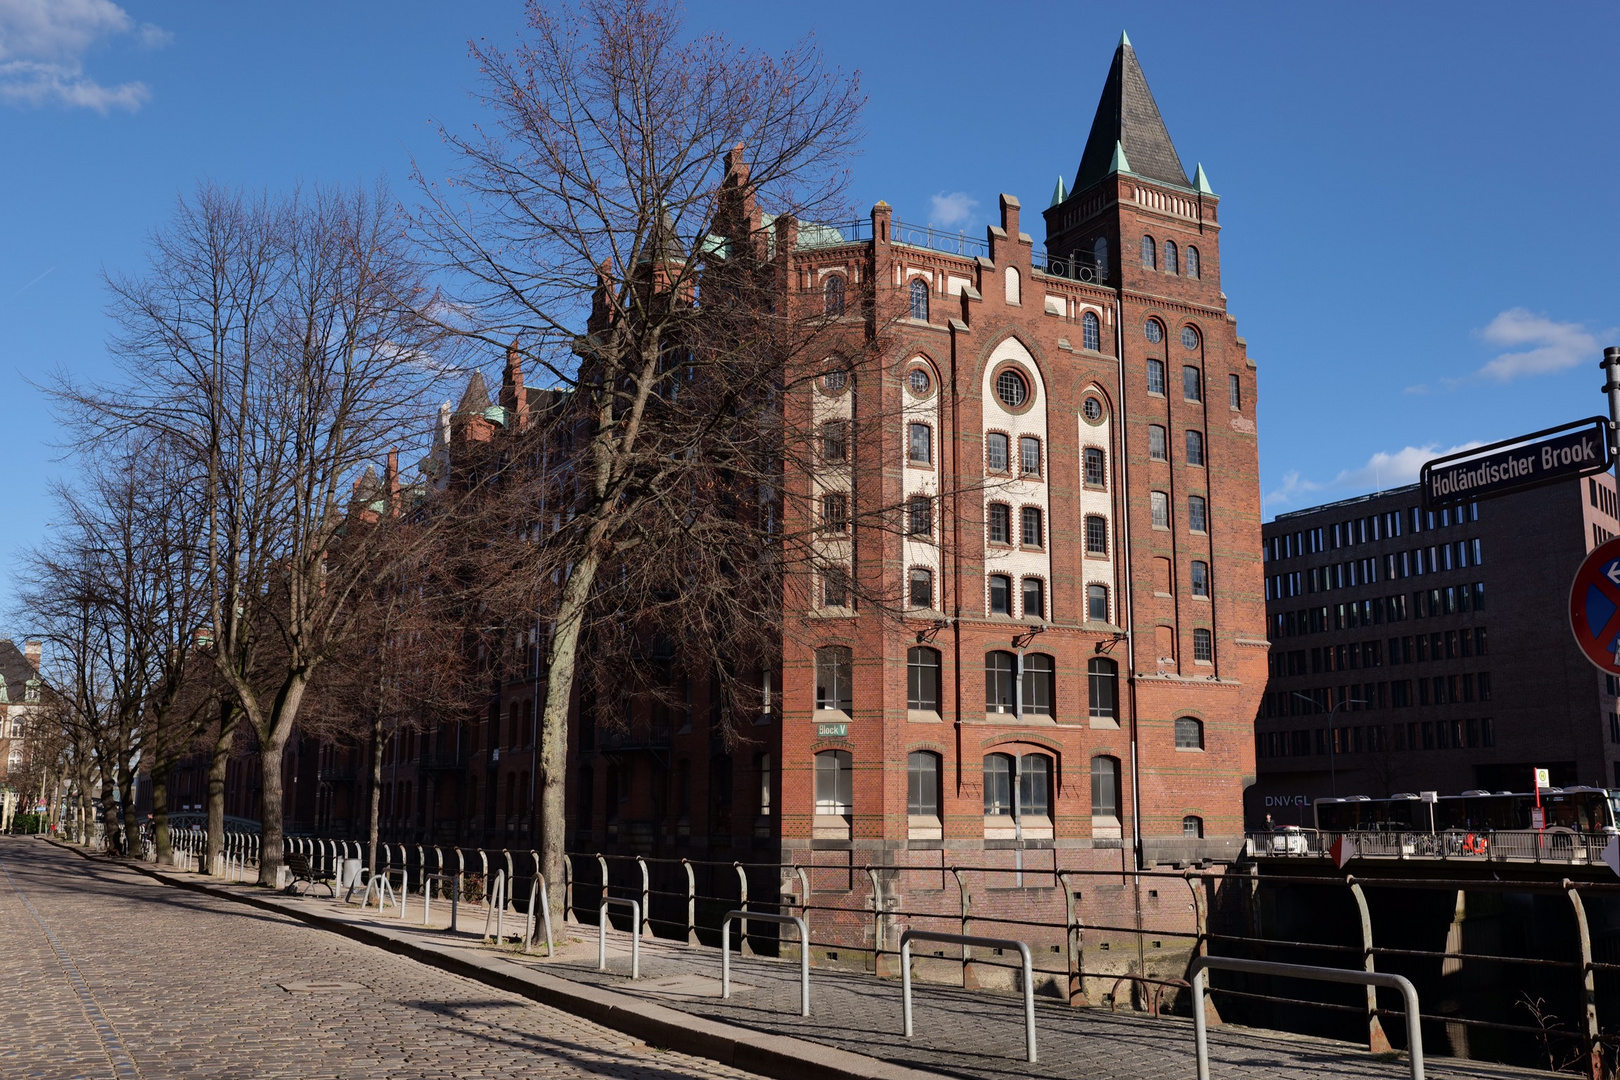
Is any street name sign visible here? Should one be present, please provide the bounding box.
[1420,416,1610,510]
[1568,536,1620,674]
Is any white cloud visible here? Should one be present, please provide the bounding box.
[1401,383,1428,395]
[1265,441,1482,508]
[1473,307,1600,382]
[0,0,164,113]
[929,191,978,229]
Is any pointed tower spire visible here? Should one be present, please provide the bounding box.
[1193,163,1215,195]
[1049,175,1067,207]
[1119,29,1131,47]
[1073,33,1189,192]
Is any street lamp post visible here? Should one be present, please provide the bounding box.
[1292,692,1368,799]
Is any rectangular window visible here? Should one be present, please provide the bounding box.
[814,647,852,712]
[1191,561,1210,598]
[1147,359,1166,395]
[821,492,848,532]
[1229,373,1241,410]
[814,751,852,814]
[908,422,932,464]
[1151,491,1169,529]
[758,754,772,816]
[909,567,934,609]
[984,754,1013,815]
[1021,506,1043,547]
[1022,577,1045,619]
[908,648,940,711]
[1183,365,1202,402]
[1084,447,1107,487]
[1085,514,1108,554]
[1478,672,1491,700]
[1020,436,1041,476]
[907,753,939,817]
[989,574,1012,615]
[1149,425,1168,460]
[1087,583,1109,622]
[1020,755,1051,817]
[1186,430,1205,466]
[822,566,848,608]
[907,495,932,537]
[986,432,1009,472]
[1189,496,1207,533]
[988,503,1010,544]
[821,421,847,463]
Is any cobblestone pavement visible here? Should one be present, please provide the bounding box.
[530,917,1548,1080]
[0,836,764,1080]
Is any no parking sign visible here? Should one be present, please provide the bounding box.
[1568,536,1620,673]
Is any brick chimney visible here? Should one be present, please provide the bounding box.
[501,342,529,431]
[385,449,400,513]
[23,639,41,672]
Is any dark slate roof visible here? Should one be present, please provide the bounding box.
[0,640,39,702]
[1074,35,1189,192]
[456,371,491,414]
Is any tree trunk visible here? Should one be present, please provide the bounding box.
[152,758,172,864]
[257,726,293,886]
[118,759,138,858]
[537,547,602,921]
[367,718,385,879]
[205,702,239,875]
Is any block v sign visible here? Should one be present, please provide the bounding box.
[1568,536,1620,674]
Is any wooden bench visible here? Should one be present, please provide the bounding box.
[284,851,336,897]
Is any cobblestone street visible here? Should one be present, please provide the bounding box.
[0,836,762,1080]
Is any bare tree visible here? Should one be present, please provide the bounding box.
[60,182,463,883]
[414,0,883,911]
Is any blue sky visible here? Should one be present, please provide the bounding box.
[2,1,1618,625]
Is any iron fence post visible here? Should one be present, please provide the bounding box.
[1346,877,1389,1052]
[1565,880,1603,1080]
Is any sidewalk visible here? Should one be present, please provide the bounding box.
[69,842,1555,1080]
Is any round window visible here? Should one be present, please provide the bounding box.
[995,369,1028,409]
[907,368,931,396]
[1144,319,1164,344]
[1181,326,1200,351]
[1082,397,1103,422]
[822,370,848,393]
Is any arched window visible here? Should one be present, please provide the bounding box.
[1085,514,1108,554]
[814,646,852,712]
[1004,266,1020,304]
[908,421,932,464]
[1020,754,1051,819]
[1140,235,1156,269]
[988,574,1012,615]
[1086,583,1109,623]
[1022,653,1054,714]
[1082,310,1101,351]
[1186,430,1205,466]
[824,275,846,315]
[908,751,941,818]
[907,494,933,537]
[1022,577,1045,620]
[1091,756,1121,818]
[1093,236,1109,277]
[984,753,1014,816]
[814,750,852,815]
[985,651,1017,712]
[1183,814,1205,838]
[908,646,941,712]
[1175,716,1205,749]
[1088,658,1118,720]
[909,278,929,321]
[1164,240,1178,275]
[1144,318,1164,344]
[1193,627,1214,662]
[1021,506,1043,546]
[908,567,934,609]
[1185,246,1200,279]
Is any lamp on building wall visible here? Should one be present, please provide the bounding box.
[1291,691,1366,800]
[915,619,950,645]
[1011,624,1046,650]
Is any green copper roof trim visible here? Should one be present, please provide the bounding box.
[1119,30,1131,48]
[1194,163,1214,195]
[1109,140,1132,175]
[1050,175,1068,207]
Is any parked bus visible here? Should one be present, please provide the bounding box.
[1314,787,1620,834]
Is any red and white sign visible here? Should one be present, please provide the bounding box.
[1330,836,1355,869]
[1568,536,1620,673]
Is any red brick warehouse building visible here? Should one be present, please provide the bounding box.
[778,29,1267,886]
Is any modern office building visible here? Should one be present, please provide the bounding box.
[1250,472,1620,825]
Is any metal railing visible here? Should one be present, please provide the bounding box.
[722,910,809,1017]
[1247,827,1611,864]
[1190,956,1423,1080]
[900,929,1036,1063]
[598,897,642,979]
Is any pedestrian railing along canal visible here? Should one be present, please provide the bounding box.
[135,829,1620,1075]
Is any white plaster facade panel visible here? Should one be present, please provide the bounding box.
[810,369,854,611]
[946,274,972,297]
[981,337,1051,620]
[1044,294,1065,316]
[1077,387,1117,626]
[901,356,943,612]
